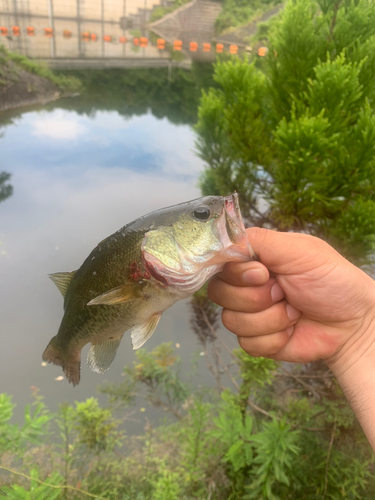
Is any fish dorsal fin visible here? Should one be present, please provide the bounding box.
[49,271,77,296]
[131,312,162,350]
[87,337,122,373]
[87,284,143,306]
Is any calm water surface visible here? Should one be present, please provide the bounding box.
[0,0,239,431]
[0,97,238,430]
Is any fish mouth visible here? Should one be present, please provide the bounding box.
[223,193,255,257]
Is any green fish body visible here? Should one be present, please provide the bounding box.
[43,194,252,385]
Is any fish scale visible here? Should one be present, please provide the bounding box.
[43,194,252,386]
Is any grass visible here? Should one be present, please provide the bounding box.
[214,0,282,34]
[0,45,81,92]
[150,0,191,22]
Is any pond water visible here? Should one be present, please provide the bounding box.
[0,0,242,433]
[0,57,240,434]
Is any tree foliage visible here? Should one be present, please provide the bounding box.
[0,171,13,206]
[53,62,215,126]
[196,0,375,264]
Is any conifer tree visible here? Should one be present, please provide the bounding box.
[196,0,375,264]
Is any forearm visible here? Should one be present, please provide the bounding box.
[334,363,375,451]
[328,328,375,452]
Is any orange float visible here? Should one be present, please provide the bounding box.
[44,27,53,37]
[190,41,197,52]
[229,44,238,54]
[103,35,112,42]
[140,37,148,47]
[12,26,20,36]
[173,40,182,50]
[216,43,223,53]
[0,27,8,35]
[63,30,72,38]
[133,37,139,46]
[157,38,165,49]
[258,46,268,57]
[26,26,35,36]
[119,36,127,43]
[91,33,97,41]
[203,43,211,52]
[81,31,90,39]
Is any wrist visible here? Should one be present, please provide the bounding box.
[326,271,375,377]
[327,316,375,379]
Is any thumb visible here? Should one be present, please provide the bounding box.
[247,228,334,274]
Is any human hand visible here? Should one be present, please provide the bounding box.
[208,227,375,450]
[208,228,375,376]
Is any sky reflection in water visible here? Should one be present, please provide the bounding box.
[0,105,234,428]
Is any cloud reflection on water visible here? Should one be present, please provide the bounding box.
[32,109,88,140]
[2,108,204,176]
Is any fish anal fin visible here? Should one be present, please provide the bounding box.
[131,313,162,350]
[87,284,142,306]
[49,271,77,297]
[87,337,122,373]
[42,336,81,386]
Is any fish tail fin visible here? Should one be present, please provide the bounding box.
[42,336,81,387]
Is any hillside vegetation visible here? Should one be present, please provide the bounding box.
[0,46,80,112]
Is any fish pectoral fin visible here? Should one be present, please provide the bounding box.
[49,271,77,297]
[87,284,142,306]
[87,337,122,373]
[131,313,162,350]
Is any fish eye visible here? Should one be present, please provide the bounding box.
[193,206,211,221]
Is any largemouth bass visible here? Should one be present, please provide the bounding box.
[43,193,252,386]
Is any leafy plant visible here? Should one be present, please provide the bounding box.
[102,343,190,420]
[73,397,123,453]
[1,342,374,499]
[0,469,62,500]
[0,393,52,456]
[246,420,300,499]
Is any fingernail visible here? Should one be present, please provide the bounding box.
[286,326,294,336]
[243,267,268,285]
[286,304,301,321]
[271,282,285,302]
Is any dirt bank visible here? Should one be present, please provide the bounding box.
[0,49,80,113]
[0,60,62,112]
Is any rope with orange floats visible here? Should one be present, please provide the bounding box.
[0,25,269,56]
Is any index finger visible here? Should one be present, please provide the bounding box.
[215,260,270,287]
